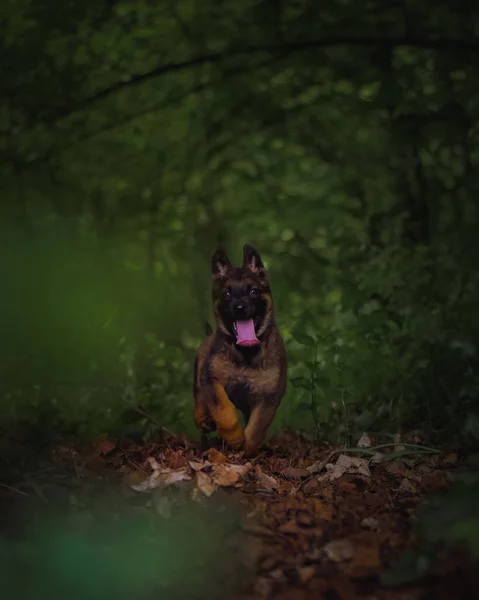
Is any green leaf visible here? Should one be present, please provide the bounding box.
[447,518,479,559]
[464,413,479,440]
[289,376,312,391]
[291,331,316,346]
[297,401,312,412]
[313,374,330,389]
[381,549,432,587]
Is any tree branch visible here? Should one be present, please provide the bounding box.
[56,36,479,123]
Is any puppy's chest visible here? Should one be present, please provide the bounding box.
[211,354,280,396]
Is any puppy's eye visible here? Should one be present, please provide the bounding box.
[225,287,232,298]
[249,287,259,297]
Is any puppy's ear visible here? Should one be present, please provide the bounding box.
[212,247,232,280]
[243,244,267,281]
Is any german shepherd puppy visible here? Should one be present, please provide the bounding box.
[194,244,287,457]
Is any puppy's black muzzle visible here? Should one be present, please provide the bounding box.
[231,298,253,320]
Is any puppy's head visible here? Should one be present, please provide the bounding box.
[211,245,273,346]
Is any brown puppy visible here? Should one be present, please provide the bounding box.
[193,244,287,457]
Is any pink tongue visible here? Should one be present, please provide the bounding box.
[235,319,259,346]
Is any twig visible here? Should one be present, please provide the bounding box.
[0,482,28,496]
[343,442,441,453]
[71,449,80,479]
[242,524,276,538]
[120,394,175,436]
[26,480,48,504]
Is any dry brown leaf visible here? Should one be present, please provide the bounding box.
[212,463,241,487]
[153,494,173,518]
[441,451,458,467]
[130,466,192,492]
[255,466,280,491]
[147,456,162,470]
[229,462,253,477]
[281,466,310,480]
[311,498,334,521]
[398,477,418,495]
[254,577,273,598]
[323,539,354,562]
[93,434,116,455]
[196,470,217,497]
[357,432,372,448]
[384,461,406,477]
[361,517,380,531]
[297,565,315,584]
[318,454,370,482]
[403,429,425,445]
[205,448,228,464]
[370,451,385,464]
[347,545,381,578]
[393,432,406,452]
[189,459,211,471]
[307,451,336,474]
[302,478,320,494]
[122,470,148,487]
[190,459,252,494]
[338,480,356,493]
[166,449,189,470]
[278,519,315,535]
[419,471,452,493]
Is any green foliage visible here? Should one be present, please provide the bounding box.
[383,466,479,586]
[0,500,245,600]
[0,0,478,444]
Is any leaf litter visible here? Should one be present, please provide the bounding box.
[1,428,478,600]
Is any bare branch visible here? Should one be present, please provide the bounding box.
[56,36,479,123]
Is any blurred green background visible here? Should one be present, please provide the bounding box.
[1,0,479,446]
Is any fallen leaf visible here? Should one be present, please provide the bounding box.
[440,452,458,467]
[253,577,273,598]
[130,466,191,492]
[384,461,406,477]
[398,477,418,495]
[361,517,380,531]
[318,454,371,482]
[93,434,116,455]
[393,433,405,452]
[147,456,162,470]
[122,470,148,487]
[229,462,253,477]
[196,470,217,497]
[307,451,336,474]
[278,519,316,535]
[312,498,334,521]
[255,466,279,491]
[357,432,372,448]
[370,451,385,464]
[189,459,212,471]
[205,448,228,464]
[323,539,354,562]
[338,480,356,493]
[302,478,320,494]
[403,429,425,445]
[281,466,310,480]
[166,449,189,470]
[419,471,452,493]
[297,565,315,584]
[347,541,381,578]
[212,463,241,487]
[153,494,173,518]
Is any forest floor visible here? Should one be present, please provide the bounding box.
[0,428,477,600]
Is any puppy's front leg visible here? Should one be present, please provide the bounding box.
[211,380,244,448]
[243,401,278,457]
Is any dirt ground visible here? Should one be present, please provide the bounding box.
[1,429,477,600]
